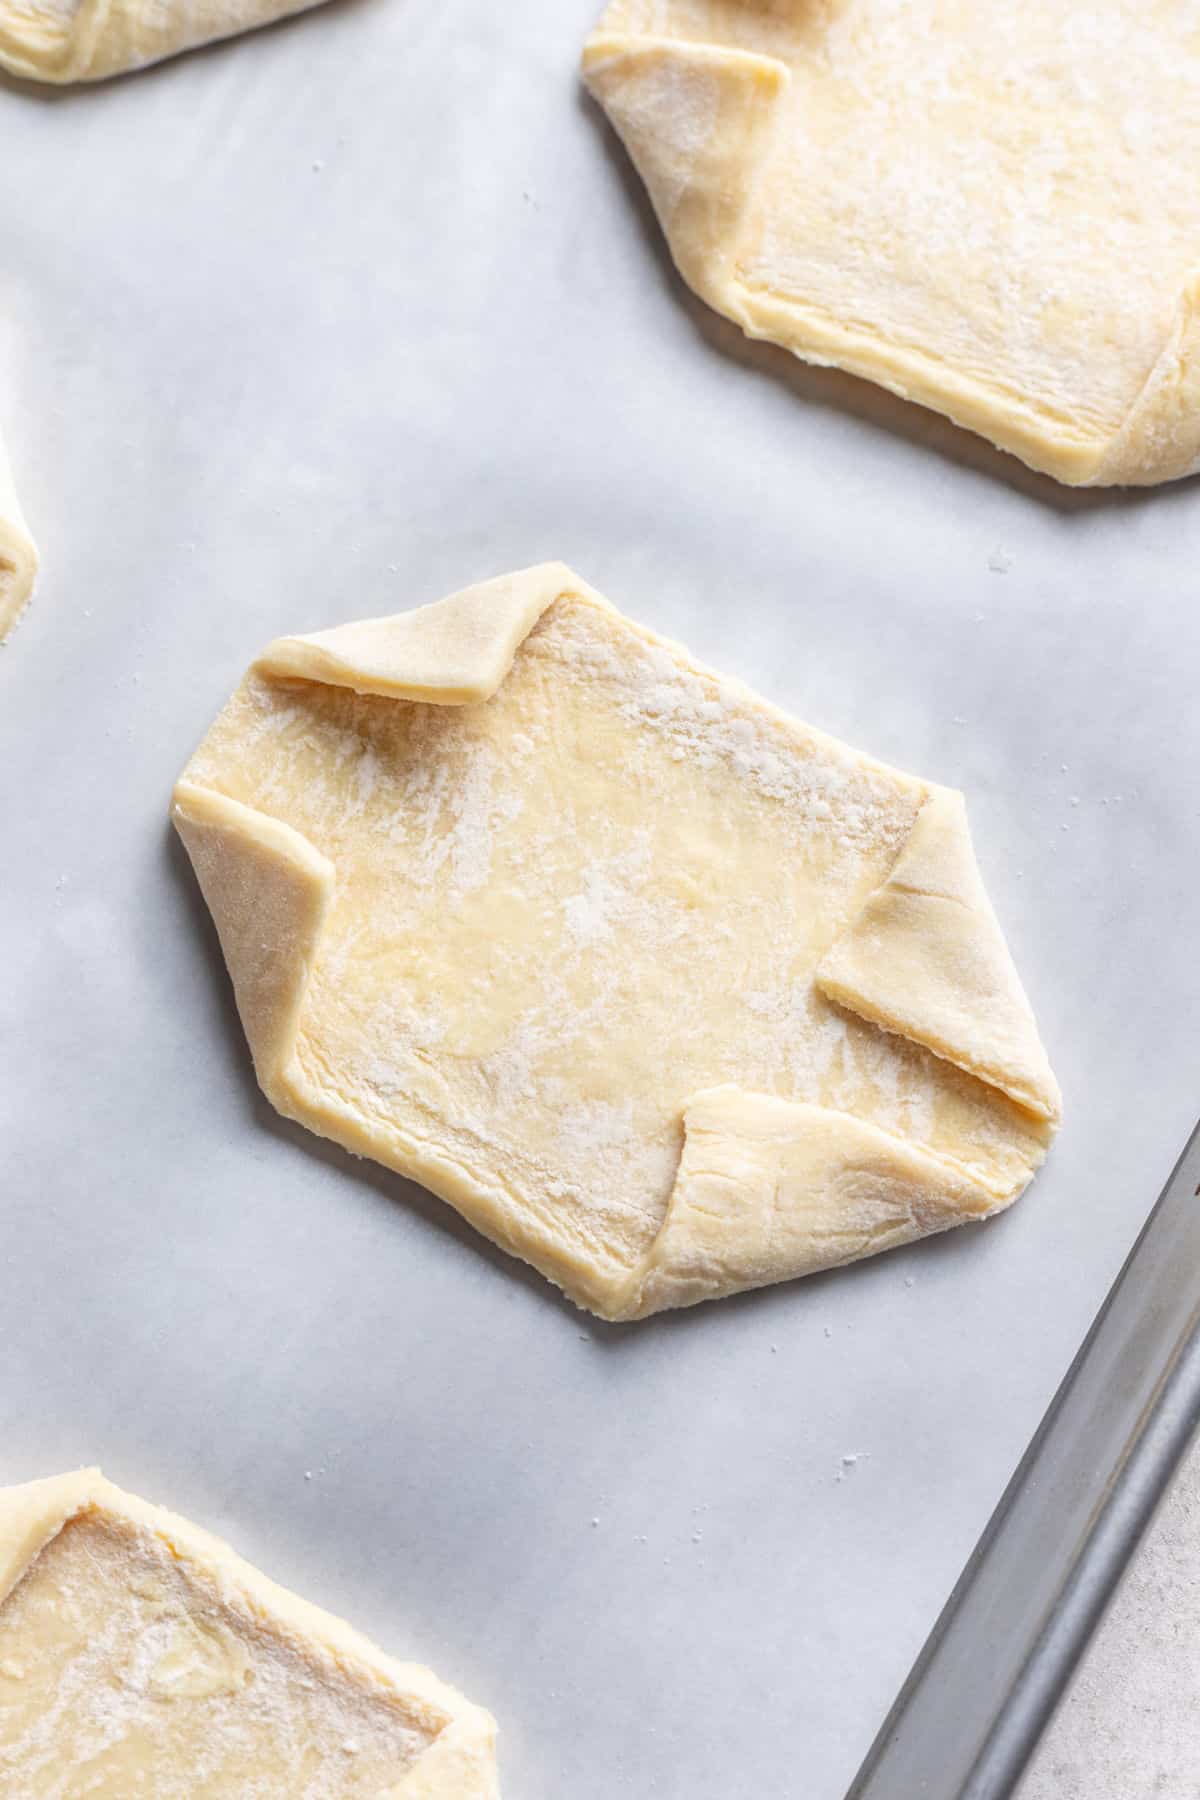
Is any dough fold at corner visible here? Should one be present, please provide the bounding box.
[174,563,1059,1320]
[0,0,326,83]
[0,422,36,644]
[0,1469,501,1798]
[618,1086,1005,1319]
[815,787,1061,1124]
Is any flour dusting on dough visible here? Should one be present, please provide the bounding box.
[0,1515,432,1796]
[185,588,1050,1302]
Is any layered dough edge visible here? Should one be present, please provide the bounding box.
[0,0,324,83]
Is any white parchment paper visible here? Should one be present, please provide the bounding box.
[2,5,1199,1795]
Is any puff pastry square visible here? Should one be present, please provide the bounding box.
[0,424,36,644]
[174,564,1060,1320]
[0,0,324,82]
[0,1470,499,1797]
[583,2,1200,487]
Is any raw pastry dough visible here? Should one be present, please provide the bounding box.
[174,563,1060,1320]
[0,425,36,644]
[0,0,324,82]
[0,1469,499,1798]
[583,2,1200,487]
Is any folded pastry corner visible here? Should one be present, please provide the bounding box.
[1089,269,1200,488]
[255,562,579,705]
[616,1086,1010,1320]
[0,0,327,83]
[582,29,789,306]
[0,425,37,645]
[171,783,335,1107]
[816,786,1061,1126]
[0,1468,500,1798]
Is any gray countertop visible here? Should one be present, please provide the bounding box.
[1019,1439,1200,1800]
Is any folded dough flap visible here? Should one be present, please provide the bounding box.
[171,782,333,1094]
[0,1470,499,1799]
[816,787,1061,1122]
[1089,269,1200,487]
[0,1468,106,1605]
[582,31,788,296]
[255,562,578,706]
[623,1086,1006,1318]
[0,0,77,81]
[0,0,325,84]
[0,425,38,644]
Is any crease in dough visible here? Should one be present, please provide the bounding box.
[0,0,326,82]
[0,1469,500,1799]
[583,1,1200,486]
[0,422,37,644]
[174,562,1060,1320]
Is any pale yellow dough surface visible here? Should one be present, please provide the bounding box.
[0,1470,499,1799]
[583,1,1200,486]
[0,425,36,644]
[174,564,1059,1319]
[0,0,324,81]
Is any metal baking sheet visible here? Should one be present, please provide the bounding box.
[851,1120,1200,1798]
[3,6,1200,1797]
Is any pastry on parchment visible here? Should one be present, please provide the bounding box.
[0,425,36,644]
[583,2,1200,487]
[0,1469,499,1797]
[173,563,1060,1321]
[0,0,325,82]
